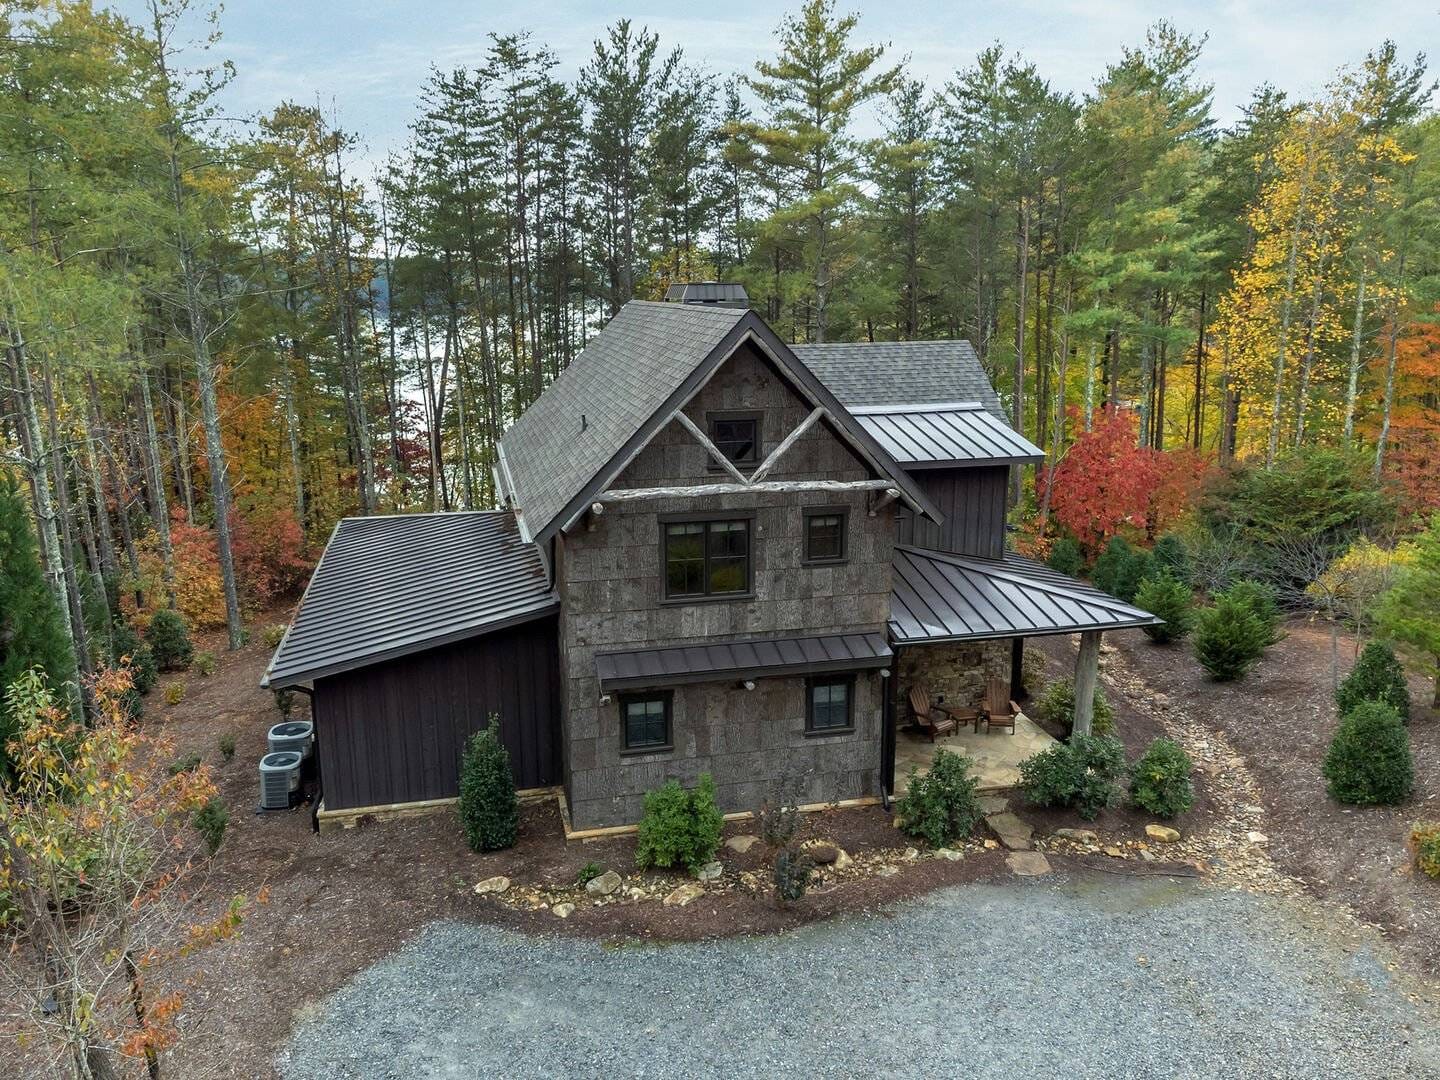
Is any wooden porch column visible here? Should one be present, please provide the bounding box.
[1072,629,1103,737]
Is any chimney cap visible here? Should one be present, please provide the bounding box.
[662,281,749,308]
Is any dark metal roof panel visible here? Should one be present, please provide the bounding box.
[793,340,1004,418]
[596,631,891,690]
[889,546,1160,644]
[853,405,1045,466]
[262,510,557,688]
[663,282,750,306]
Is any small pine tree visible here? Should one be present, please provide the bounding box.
[145,609,193,672]
[1336,641,1410,721]
[1219,579,1284,645]
[1323,700,1413,806]
[1047,537,1085,577]
[1192,594,1269,681]
[1135,573,1196,644]
[458,720,518,852]
[1091,537,1134,596]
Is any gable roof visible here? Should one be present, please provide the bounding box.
[261,511,557,689]
[792,340,1004,419]
[853,403,1045,468]
[498,301,939,544]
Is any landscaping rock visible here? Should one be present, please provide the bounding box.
[986,812,1034,851]
[1247,831,1269,844]
[875,864,900,878]
[725,834,760,854]
[804,842,839,864]
[1053,828,1099,843]
[663,882,705,907]
[473,876,510,896]
[1006,851,1052,876]
[585,870,622,896]
[935,848,964,862]
[1104,846,1125,858]
[697,861,723,882]
[902,847,920,861]
[1146,824,1181,844]
[552,902,575,919]
[978,795,1010,815]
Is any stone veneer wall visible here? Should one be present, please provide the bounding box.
[896,640,1014,716]
[557,341,896,829]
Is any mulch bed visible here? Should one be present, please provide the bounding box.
[1108,620,1440,978]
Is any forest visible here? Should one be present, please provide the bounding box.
[1,0,1438,705]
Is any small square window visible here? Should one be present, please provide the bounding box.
[806,675,854,734]
[707,413,761,467]
[621,692,672,752]
[803,508,847,564]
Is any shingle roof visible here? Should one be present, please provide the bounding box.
[889,546,1159,644]
[853,403,1045,467]
[596,631,891,691]
[261,511,557,688]
[793,340,1004,418]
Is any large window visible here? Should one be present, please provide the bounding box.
[806,675,854,734]
[707,412,761,468]
[664,517,751,599]
[621,692,672,752]
[803,507,848,564]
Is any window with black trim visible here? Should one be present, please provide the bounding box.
[621,692,672,752]
[803,507,848,564]
[806,675,854,734]
[707,412,761,467]
[664,517,751,599]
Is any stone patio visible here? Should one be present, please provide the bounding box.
[894,711,1056,793]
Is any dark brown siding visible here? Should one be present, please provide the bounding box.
[313,616,561,811]
[896,465,1008,559]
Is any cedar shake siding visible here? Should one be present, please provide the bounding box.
[895,465,1009,560]
[313,616,561,811]
[557,342,896,828]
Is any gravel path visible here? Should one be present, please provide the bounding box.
[280,874,1440,1079]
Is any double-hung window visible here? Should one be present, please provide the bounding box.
[803,507,847,564]
[664,517,751,599]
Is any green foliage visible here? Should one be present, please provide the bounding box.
[1091,536,1153,602]
[635,774,725,874]
[1218,579,1284,644]
[110,620,157,694]
[145,609,194,672]
[273,688,295,716]
[458,721,518,852]
[218,733,236,761]
[1033,678,1114,736]
[576,861,603,886]
[1336,641,1410,721]
[1135,573,1196,643]
[1376,515,1440,693]
[1047,537,1085,577]
[772,848,814,905]
[1192,594,1270,680]
[1411,823,1440,881]
[194,797,229,855]
[1128,738,1195,819]
[1018,734,1127,820]
[1020,648,1048,694]
[1323,701,1413,806]
[1151,534,1192,585]
[163,682,185,706]
[168,752,202,776]
[262,623,288,648]
[194,650,217,677]
[895,749,982,847]
[756,796,801,849]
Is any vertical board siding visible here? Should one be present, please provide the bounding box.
[895,466,1008,560]
[314,616,561,811]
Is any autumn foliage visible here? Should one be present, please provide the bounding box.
[231,505,314,607]
[1039,407,1211,554]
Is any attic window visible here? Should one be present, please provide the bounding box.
[707,411,761,468]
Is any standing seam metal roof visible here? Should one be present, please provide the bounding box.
[853,404,1045,466]
[261,511,557,688]
[889,546,1160,644]
[595,631,891,690]
[792,340,1004,418]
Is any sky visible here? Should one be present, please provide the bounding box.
[118,0,1440,175]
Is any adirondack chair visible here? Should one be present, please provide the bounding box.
[983,677,1019,735]
[907,686,975,742]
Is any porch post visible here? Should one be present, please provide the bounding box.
[1073,629,1103,737]
[1010,637,1025,701]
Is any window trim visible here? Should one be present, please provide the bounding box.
[805,673,856,736]
[659,512,755,603]
[802,505,849,566]
[704,410,763,471]
[619,691,674,755]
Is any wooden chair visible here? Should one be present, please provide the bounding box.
[982,677,1019,735]
[908,687,975,742]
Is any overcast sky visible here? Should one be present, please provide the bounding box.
[119,0,1439,174]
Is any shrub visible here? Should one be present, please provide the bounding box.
[1019,734,1126,820]
[1336,641,1410,721]
[1192,595,1269,681]
[1047,537,1085,577]
[1411,823,1440,881]
[145,609,193,672]
[1135,573,1196,644]
[194,797,229,855]
[756,796,801,849]
[1033,678,1114,736]
[262,623,288,649]
[1091,537,1152,602]
[194,650,217,677]
[231,506,313,607]
[1128,738,1195,819]
[1020,648,1047,694]
[110,620,157,694]
[576,861,603,886]
[1219,579,1284,645]
[218,733,236,762]
[168,751,202,776]
[773,848,814,905]
[635,774,725,874]
[1323,700,1413,806]
[457,720,518,852]
[273,687,295,716]
[163,682,186,706]
[1151,534,1192,585]
[896,749,983,848]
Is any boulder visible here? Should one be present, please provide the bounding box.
[1053,827,1098,843]
[806,843,840,865]
[696,861,723,882]
[978,795,1010,815]
[585,870,622,896]
[663,882,705,907]
[902,847,921,862]
[552,902,575,919]
[935,848,965,862]
[473,875,511,896]
[1247,831,1269,844]
[1006,851,1053,877]
[1145,824,1181,844]
[724,834,760,854]
[875,864,900,878]
[986,812,1034,851]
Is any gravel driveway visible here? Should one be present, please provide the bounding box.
[280,874,1440,1079]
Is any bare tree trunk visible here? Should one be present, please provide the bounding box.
[133,366,175,592]
[1374,293,1402,482]
[1343,266,1367,445]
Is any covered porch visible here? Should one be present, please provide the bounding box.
[884,546,1161,796]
